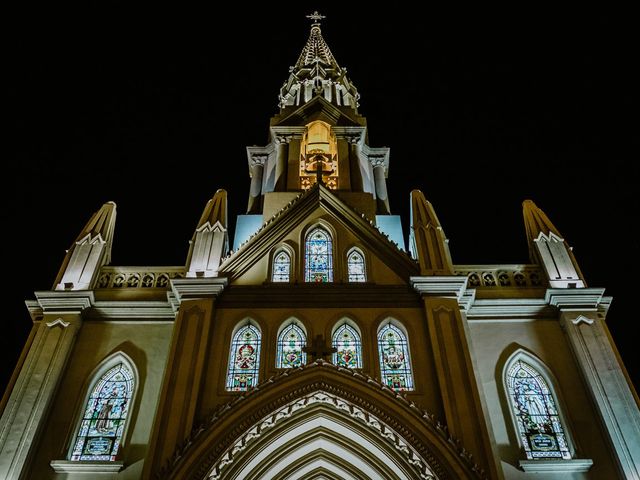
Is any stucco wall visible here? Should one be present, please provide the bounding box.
[468,318,619,479]
[28,321,172,479]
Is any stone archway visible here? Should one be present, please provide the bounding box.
[160,361,487,480]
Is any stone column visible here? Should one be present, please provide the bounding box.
[548,289,640,479]
[371,156,390,214]
[411,277,503,480]
[347,135,364,193]
[143,278,227,480]
[246,154,267,214]
[274,136,290,192]
[0,291,92,480]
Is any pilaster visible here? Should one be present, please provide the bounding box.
[246,153,267,214]
[412,276,503,480]
[143,278,227,480]
[273,135,291,191]
[549,288,640,479]
[0,291,93,480]
[370,155,390,214]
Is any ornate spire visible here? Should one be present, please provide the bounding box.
[295,14,337,70]
[54,201,117,290]
[409,190,453,275]
[279,12,359,111]
[522,199,585,287]
[186,190,229,278]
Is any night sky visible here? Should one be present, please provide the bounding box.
[4,7,638,394]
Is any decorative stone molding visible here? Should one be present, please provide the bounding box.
[274,135,292,145]
[332,126,365,145]
[169,277,228,304]
[454,265,545,289]
[466,299,555,320]
[50,460,124,473]
[344,134,362,145]
[545,288,605,310]
[410,276,475,310]
[158,360,487,480]
[34,291,94,313]
[369,155,387,168]
[572,315,594,326]
[89,301,175,320]
[208,390,438,480]
[245,145,272,171]
[249,154,268,166]
[96,266,185,289]
[45,318,70,328]
[519,459,593,473]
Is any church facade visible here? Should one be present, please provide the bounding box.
[1,13,639,480]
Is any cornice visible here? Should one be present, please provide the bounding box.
[410,276,475,310]
[545,288,606,311]
[269,126,305,139]
[25,299,43,322]
[170,277,228,304]
[89,301,175,320]
[33,290,94,314]
[466,299,556,320]
[216,284,421,308]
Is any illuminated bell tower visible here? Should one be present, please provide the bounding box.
[238,11,401,250]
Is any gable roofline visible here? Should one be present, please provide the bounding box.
[219,184,418,281]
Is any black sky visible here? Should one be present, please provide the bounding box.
[4,7,638,393]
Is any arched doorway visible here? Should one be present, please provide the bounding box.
[162,361,485,480]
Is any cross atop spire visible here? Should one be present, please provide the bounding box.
[278,12,360,111]
[306,10,326,26]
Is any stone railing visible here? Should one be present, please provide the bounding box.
[95,266,186,289]
[454,265,546,288]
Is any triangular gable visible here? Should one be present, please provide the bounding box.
[272,95,365,127]
[219,184,418,281]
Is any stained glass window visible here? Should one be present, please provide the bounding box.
[226,323,261,391]
[276,323,307,368]
[378,323,414,391]
[347,249,366,282]
[332,323,362,368]
[70,363,134,461]
[272,251,291,282]
[305,228,333,282]
[507,360,571,459]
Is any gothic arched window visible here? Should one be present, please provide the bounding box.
[70,360,135,461]
[378,323,414,391]
[305,227,333,282]
[332,323,362,368]
[276,321,307,368]
[226,322,261,391]
[506,359,571,459]
[347,248,366,282]
[272,250,291,282]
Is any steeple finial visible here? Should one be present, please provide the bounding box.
[278,12,359,111]
[306,11,326,26]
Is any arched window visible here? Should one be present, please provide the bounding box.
[70,360,135,461]
[226,323,261,391]
[506,359,571,459]
[347,248,366,282]
[276,321,307,368]
[378,323,414,391]
[272,250,291,282]
[332,323,362,368]
[305,227,333,282]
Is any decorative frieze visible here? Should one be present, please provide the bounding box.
[454,265,545,289]
[96,267,185,289]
